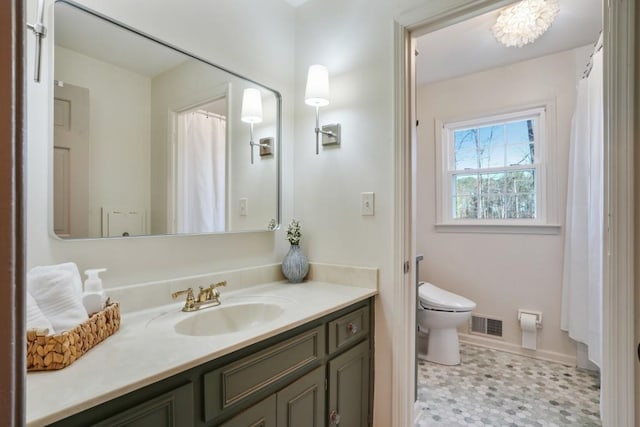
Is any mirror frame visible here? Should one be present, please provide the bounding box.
[51,0,282,240]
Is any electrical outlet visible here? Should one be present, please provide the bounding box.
[361,192,374,216]
[239,198,248,216]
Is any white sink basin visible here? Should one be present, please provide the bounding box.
[173,302,285,337]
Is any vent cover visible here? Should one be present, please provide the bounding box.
[471,315,503,338]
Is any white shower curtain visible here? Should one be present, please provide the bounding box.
[561,45,603,368]
[176,112,226,234]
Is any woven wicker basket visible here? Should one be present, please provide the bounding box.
[26,302,121,371]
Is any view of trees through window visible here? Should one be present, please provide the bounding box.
[451,118,537,220]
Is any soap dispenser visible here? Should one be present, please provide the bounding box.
[83,268,107,315]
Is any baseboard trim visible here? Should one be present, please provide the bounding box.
[459,333,577,366]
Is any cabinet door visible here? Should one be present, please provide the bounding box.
[276,366,325,427]
[220,395,276,427]
[93,383,193,427]
[327,340,370,427]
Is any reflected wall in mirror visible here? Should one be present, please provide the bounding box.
[52,0,280,239]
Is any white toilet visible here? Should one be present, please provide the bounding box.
[417,281,476,365]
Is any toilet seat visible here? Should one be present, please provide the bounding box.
[418,282,475,312]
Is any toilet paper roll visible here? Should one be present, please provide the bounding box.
[520,313,538,350]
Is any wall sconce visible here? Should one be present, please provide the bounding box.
[241,87,270,164]
[305,64,341,155]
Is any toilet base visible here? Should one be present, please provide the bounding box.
[423,328,461,365]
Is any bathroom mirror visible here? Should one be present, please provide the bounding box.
[52,0,280,239]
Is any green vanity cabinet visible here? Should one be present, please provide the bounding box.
[327,340,370,427]
[48,298,373,427]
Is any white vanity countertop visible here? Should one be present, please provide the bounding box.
[26,280,377,427]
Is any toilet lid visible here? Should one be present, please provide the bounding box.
[418,282,476,311]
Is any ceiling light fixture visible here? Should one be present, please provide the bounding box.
[491,0,560,48]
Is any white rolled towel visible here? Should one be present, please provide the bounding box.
[26,291,55,334]
[28,268,88,332]
[28,262,84,294]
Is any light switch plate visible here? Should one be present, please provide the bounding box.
[361,192,374,216]
[239,198,248,216]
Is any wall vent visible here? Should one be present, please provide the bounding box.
[470,315,503,338]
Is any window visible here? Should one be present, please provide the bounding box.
[436,107,558,232]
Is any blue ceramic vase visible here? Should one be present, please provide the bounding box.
[282,244,309,283]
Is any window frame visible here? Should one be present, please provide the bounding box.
[434,102,561,234]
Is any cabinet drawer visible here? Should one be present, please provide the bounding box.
[92,382,194,427]
[203,325,325,422]
[327,305,369,354]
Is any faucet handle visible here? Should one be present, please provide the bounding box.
[207,281,226,301]
[210,281,227,289]
[172,287,194,300]
[172,287,196,311]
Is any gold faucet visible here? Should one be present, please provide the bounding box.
[172,281,227,312]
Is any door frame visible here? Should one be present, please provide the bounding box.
[1,0,25,425]
[392,1,636,426]
[166,85,230,234]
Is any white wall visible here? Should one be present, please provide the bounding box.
[26,0,295,286]
[292,0,430,424]
[55,46,151,238]
[416,49,583,359]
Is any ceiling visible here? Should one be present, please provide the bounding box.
[416,0,602,85]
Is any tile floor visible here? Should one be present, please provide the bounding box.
[415,343,601,426]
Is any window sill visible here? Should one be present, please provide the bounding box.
[434,223,561,235]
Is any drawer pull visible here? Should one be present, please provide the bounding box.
[329,410,341,425]
[347,322,358,335]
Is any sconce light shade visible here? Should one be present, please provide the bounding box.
[241,88,263,124]
[305,64,330,107]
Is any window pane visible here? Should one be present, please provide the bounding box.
[479,125,503,168]
[506,119,534,144]
[487,144,506,168]
[453,174,478,196]
[454,129,479,169]
[453,195,477,219]
[452,170,535,219]
[453,174,478,219]
[454,129,477,150]
[482,195,505,219]
[454,147,478,169]
[507,143,534,165]
[505,170,536,218]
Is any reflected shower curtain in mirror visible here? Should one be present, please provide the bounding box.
[176,112,226,233]
[560,44,603,368]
